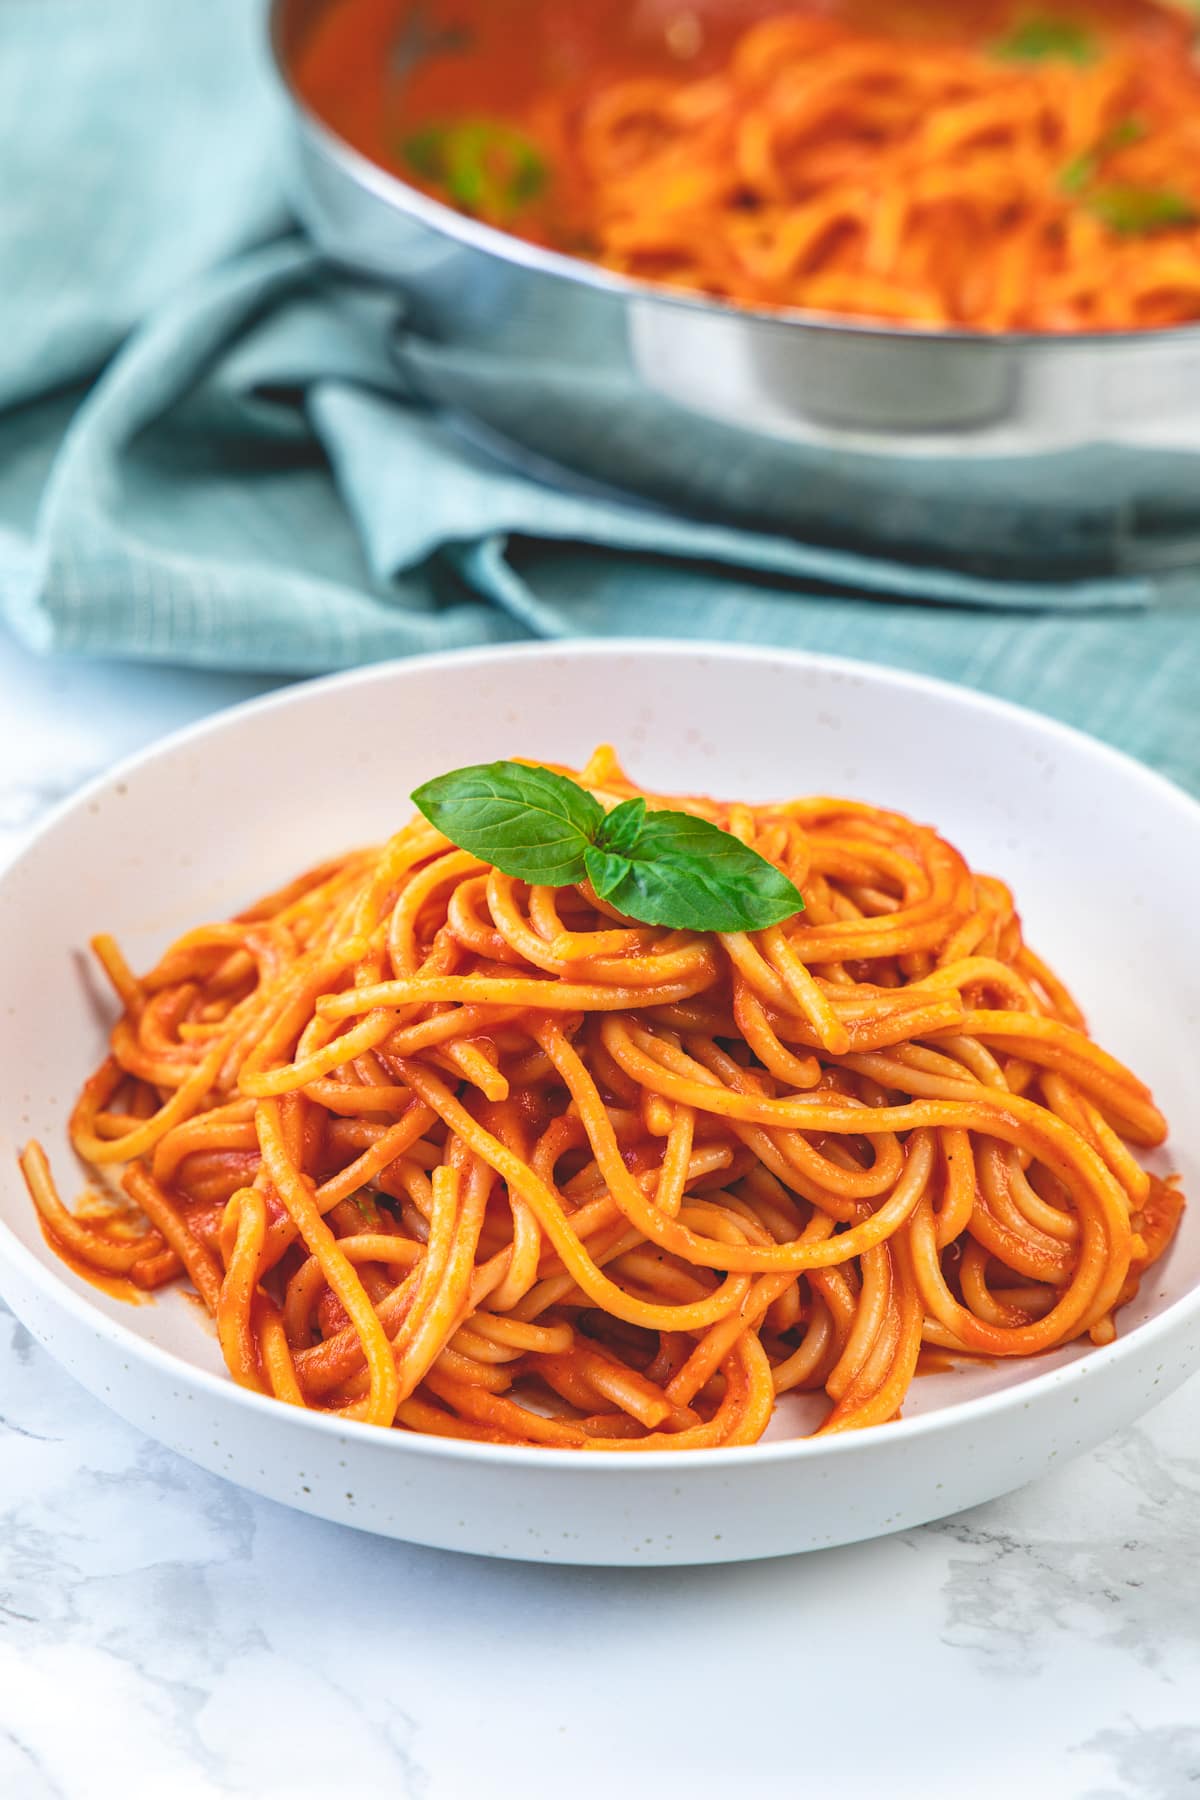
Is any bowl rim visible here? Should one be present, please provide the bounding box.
[267,0,1200,356]
[1,639,1198,1471]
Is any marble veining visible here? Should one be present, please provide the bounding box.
[1077,1724,1200,1800]
[923,1423,1200,1679]
[1,632,1198,1800]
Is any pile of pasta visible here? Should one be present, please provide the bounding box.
[532,5,1200,330]
[22,748,1182,1449]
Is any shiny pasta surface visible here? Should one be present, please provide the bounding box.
[22,748,1184,1448]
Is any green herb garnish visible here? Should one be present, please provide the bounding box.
[994,16,1097,63]
[1086,184,1198,235]
[411,761,805,934]
[1056,120,1194,234]
[349,1191,381,1228]
[1060,116,1145,195]
[402,120,546,221]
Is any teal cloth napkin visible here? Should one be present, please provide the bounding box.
[1,0,1197,797]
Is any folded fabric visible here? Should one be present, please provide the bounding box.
[0,0,1197,799]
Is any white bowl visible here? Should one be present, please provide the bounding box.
[1,641,1197,1565]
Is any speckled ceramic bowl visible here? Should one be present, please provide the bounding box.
[1,642,1197,1563]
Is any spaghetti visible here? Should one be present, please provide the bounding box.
[21,748,1183,1448]
[300,0,1200,332]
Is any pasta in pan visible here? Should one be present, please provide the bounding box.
[295,0,1200,331]
[549,7,1200,329]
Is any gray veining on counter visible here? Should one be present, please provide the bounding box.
[0,629,1198,1800]
[929,1429,1200,1680]
[1079,1725,1200,1800]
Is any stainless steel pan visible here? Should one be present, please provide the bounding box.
[271,0,1200,576]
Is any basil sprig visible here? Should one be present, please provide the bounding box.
[1087,184,1197,235]
[1056,119,1196,235]
[402,120,546,221]
[993,17,1096,63]
[411,761,805,933]
[1060,116,1145,196]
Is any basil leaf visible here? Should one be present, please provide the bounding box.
[1061,117,1146,196]
[402,120,546,220]
[1087,185,1197,235]
[585,808,804,933]
[583,844,636,901]
[1060,152,1094,196]
[994,17,1096,63]
[595,796,647,856]
[412,761,603,886]
[350,1191,381,1227]
[1106,117,1147,153]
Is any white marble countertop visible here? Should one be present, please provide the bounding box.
[1,628,1198,1800]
